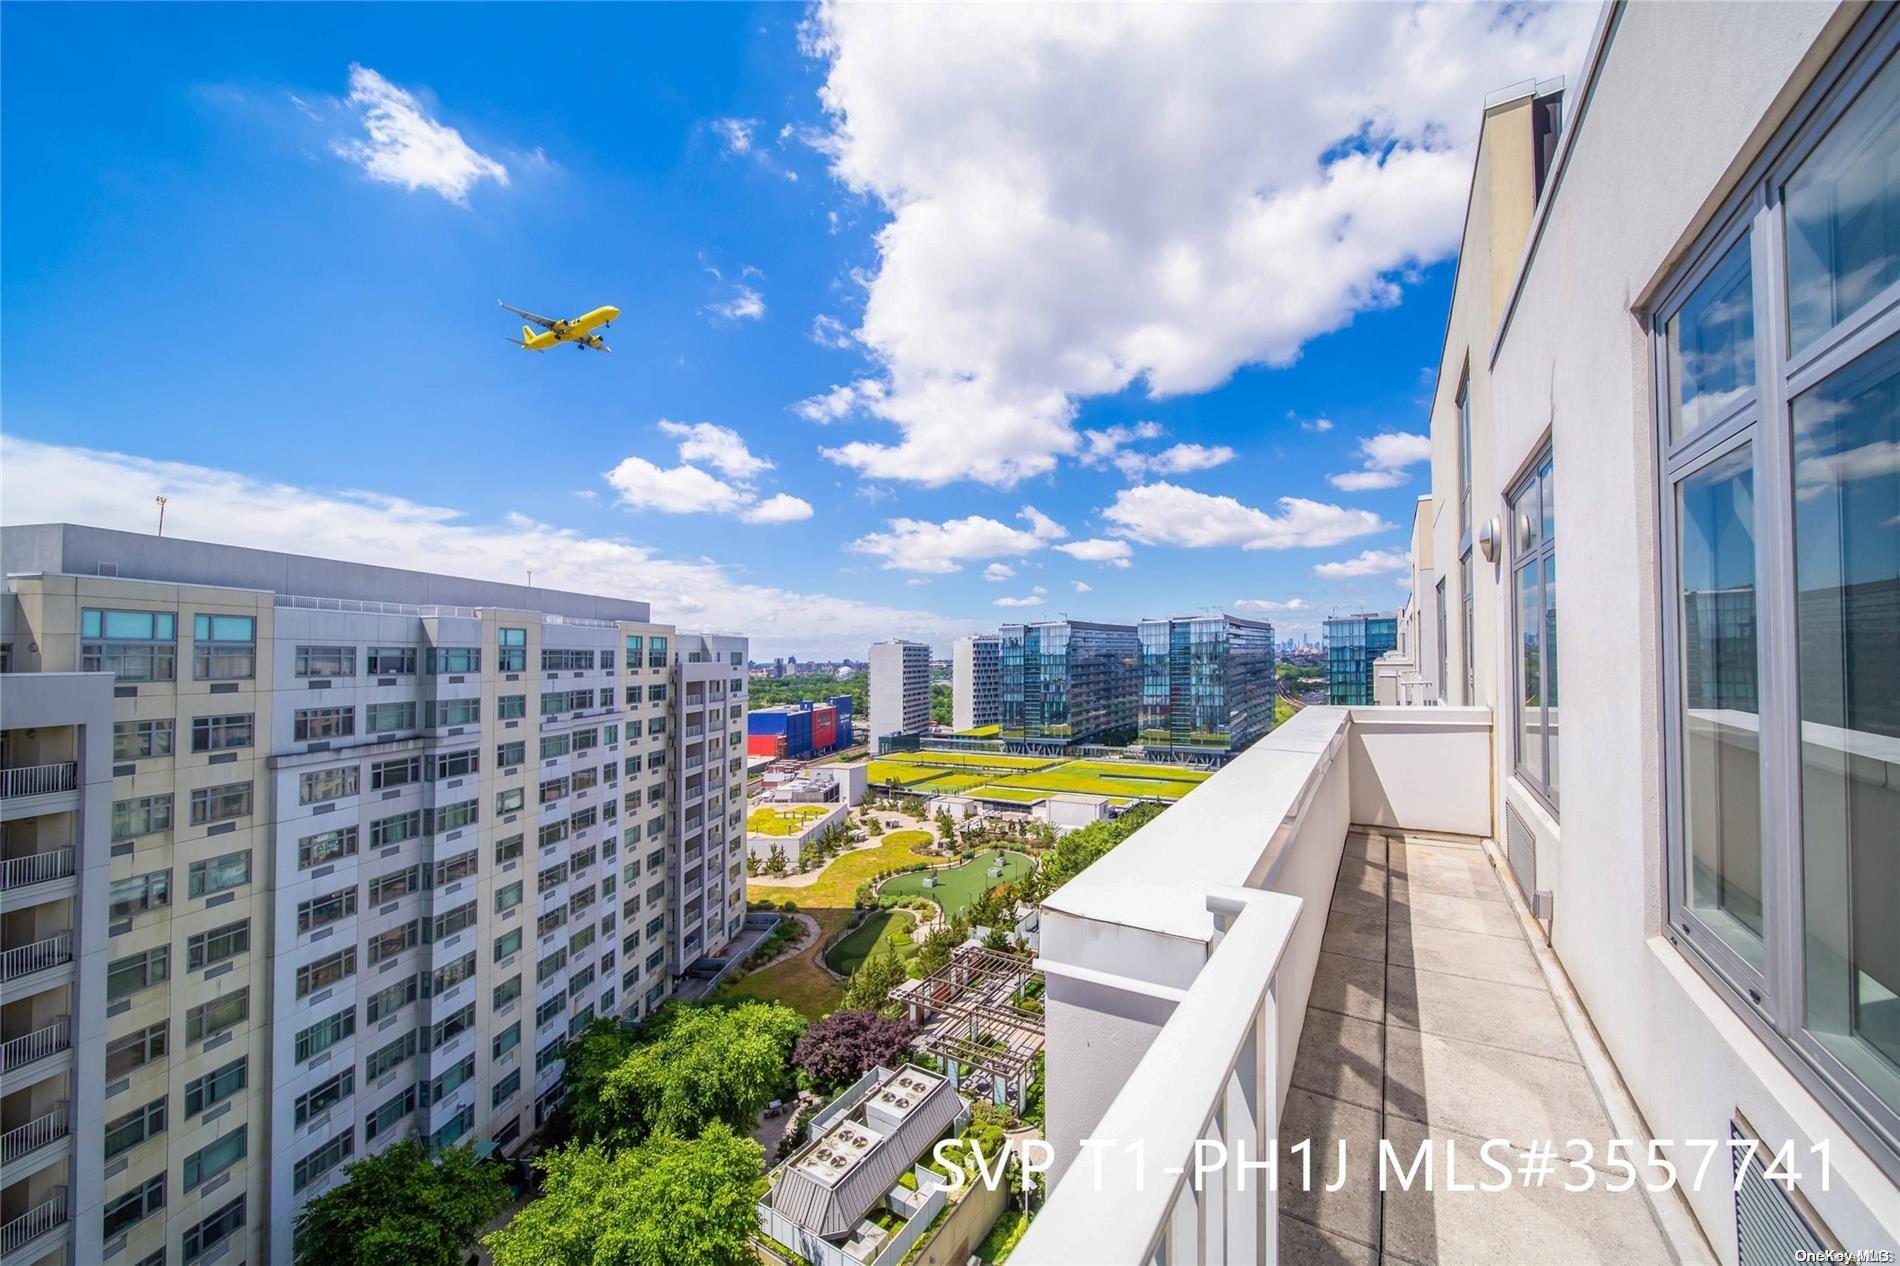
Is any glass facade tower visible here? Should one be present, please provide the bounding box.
[1324,612,1399,706]
[998,620,1140,750]
[1137,615,1277,760]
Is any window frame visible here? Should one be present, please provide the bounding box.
[1507,447,1558,812]
[1650,9,1900,1173]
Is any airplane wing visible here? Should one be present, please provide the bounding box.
[497,301,562,330]
[502,335,545,352]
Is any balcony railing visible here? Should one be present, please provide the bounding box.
[0,1101,70,1166]
[0,849,76,890]
[0,934,73,982]
[0,1017,71,1073]
[0,764,77,799]
[0,1186,67,1258]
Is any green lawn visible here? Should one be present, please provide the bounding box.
[1274,697,1298,726]
[909,771,991,794]
[988,768,1203,800]
[964,785,1047,804]
[880,851,1035,918]
[824,908,918,975]
[875,750,1059,772]
[748,805,833,836]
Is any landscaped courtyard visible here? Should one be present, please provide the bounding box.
[823,906,919,975]
[881,850,1035,919]
[865,749,1213,803]
[746,804,833,835]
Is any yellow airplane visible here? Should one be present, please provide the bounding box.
[499,300,619,352]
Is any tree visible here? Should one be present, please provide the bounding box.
[487,1126,764,1266]
[915,923,957,977]
[294,1140,509,1266]
[594,1001,806,1148]
[792,1010,915,1089]
[934,807,957,843]
[1034,803,1168,900]
[557,1016,640,1144]
[931,681,953,726]
[843,937,907,1014]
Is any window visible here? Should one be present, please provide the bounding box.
[296,645,356,677]
[541,732,571,760]
[1460,552,1475,705]
[428,646,480,674]
[542,689,594,715]
[493,1068,522,1108]
[108,946,170,1000]
[186,989,248,1044]
[497,740,525,768]
[648,635,668,668]
[431,951,478,997]
[431,1002,476,1049]
[536,995,564,1030]
[539,907,568,938]
[434,849,479,888]
[493,1021,522,1060]
[429,799,479,835]
[82,608,177,682]
[106,1022,168,1078]
[295,946,355,997]
[189,781,252,826]
[183,1195,247,1263]
[192,613,256,680]
[366,1086,417,1141]
[498,693,527,720]
[183,1127,248,1189]
[365,701,418,734]
[543,647,595,671]
[496,786,525,815]
[295,1007,356,1062]
[186,860,252,914]
[1509,451,1558,808]
[1656,27,1900,1146]
[369,864,420,903]
[364,1032,416,1081]
[1456,369,1472,539]
[110,869,171,919]
[602,651,616,671]
[432,1104,475,1149]
[187,919,249,970]
[300,764,359,804]
[184,1056,248,1116]
[103,1174,167,1238]
[430,901,477,943]
[428,698,480,728]
[495,833,524,865]
[365,975,418,1024]
[432,1054,477,1104]
[539,821,569,850]
[294,1131,353,1192]
[371,810,422,849]
[367,919,419,965]
[297,885,358,933]
[648,684,667,703]
[626,634,643,656]
[112,793,173,840]
[572,766,599,794]
[498,627,527,673]
[370,754,422,790]
[537,948,568,984]
[431,748,480,781]
[105,1097,166,1158]
[298,827,357,870]
[294,706,354,742]
[496,880,524,913]
[296,1070,354,1126]
[540,777,569,804]
[114,718,174,761]
[495,927,523,962]
[367,645,417,675]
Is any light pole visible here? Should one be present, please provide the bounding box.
[154,496,168,537]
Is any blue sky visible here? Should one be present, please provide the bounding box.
[0,3,1591,656]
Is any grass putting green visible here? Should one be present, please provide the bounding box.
[875,750,1059,772]
[824,908,918,975]
[747,805,833,836]
[965,785,1047,804]
[880,850,1036,918]
[989,769,1203,800]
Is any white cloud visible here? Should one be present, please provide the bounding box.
[0,436,965,655]
[810,315,856,350]
[1295,413,1335,433]
[1234,597,1311,613]
[1054,538,1133,569]
[905,577,929,586]
[571,489,599,503]
[983,562,1016,582]
[1314,548,1410,578]
[849,506,1067,574]
[1080,421,1165,466]
[1115,442,1237,481]
[705,283,766,322]
[332,65,508,204]
[1103,482,1390,551]
[1329,430,1430,490]
[604,457,745,515]
[1071,580,1092,593]
[802,5,1591,485]
[711,117,758,155]
[994,586,1047,609]
[740,494,815,524]
[658,420,774,480]
[796,379,885,423]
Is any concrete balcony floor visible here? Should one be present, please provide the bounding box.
[1280,829,1672,1265]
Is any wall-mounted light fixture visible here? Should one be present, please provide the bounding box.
[1477,516,1501,563]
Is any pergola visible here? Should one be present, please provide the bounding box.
[901,944,1044,1110]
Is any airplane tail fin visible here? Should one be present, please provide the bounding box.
[522,325,536,345]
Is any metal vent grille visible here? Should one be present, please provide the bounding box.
[1731,1119,1824,1266]
[1503,801,1536,902]
[96,562,118,577]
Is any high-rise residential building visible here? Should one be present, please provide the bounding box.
[1321,612,1397,706]
[1135,614,1276,762]
[1020,11,1900,1262]
[866,640,930,750]
[950,635,1001,732]
[0,524,746,1266]
[998,621,1139,752]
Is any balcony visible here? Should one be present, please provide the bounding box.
[0,1018,72,1089]
[0,1102,70,1183]
[0,849,78,915]
[0,935,73,993]
[1017,707,1673,1265]
[0,1186,67,1261]
[0,765,78,822]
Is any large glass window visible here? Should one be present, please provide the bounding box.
[192,614,256,680]
[1657,25,1900,1144]
[82,608,176,681]
[1509,453,1559,806]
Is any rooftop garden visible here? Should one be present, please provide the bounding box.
[748,805,834,836]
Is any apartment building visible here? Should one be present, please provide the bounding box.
[997,620,1139,753]
[949,635,1000,733]
[867,640,930,751]
[1019,6,1900,1262]
[1134,614,1276,764]
[1321,611,1397,706]
[1372,496,1440,706]
[0,524,747,1266]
